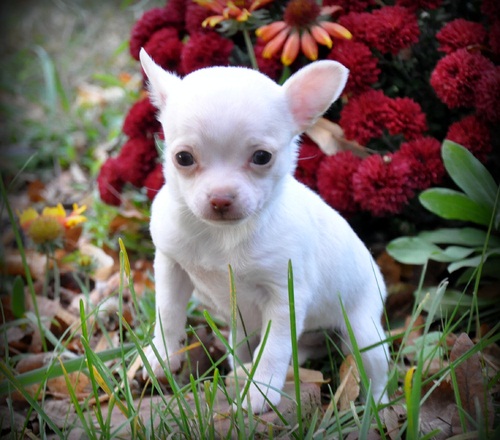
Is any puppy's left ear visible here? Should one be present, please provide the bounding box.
[140,48,181,109]
[283,60,348,133]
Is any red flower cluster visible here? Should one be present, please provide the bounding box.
[314,137,443,218]
[339,90,427,145]
[316,151,362,217]
[446,115,492,163]
[294,136,326,191]
[431,48,495,109]
[339,6,420,55]
[327,39,380,96]
[436,19,487,54]
[352,153,414,217]
[97,0,498,221]
[129,3,234,75]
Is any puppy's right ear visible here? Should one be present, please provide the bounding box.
[140,48,181,109]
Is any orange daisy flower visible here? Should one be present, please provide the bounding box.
[195,0,275,27]
[256,0,352,66]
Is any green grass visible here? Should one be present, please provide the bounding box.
[1,203,498,438]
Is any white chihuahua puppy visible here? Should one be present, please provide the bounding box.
[140,48,389,413]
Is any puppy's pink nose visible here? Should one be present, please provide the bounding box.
[210,195,234,212]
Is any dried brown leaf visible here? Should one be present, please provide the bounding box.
[47,372,91,400]
[381,405,406,440]
[336,354,360,411]
[305,117,370,157]
[450,332,494,432]
[420,380,456,440]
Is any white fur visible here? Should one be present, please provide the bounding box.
[140,48,389,413]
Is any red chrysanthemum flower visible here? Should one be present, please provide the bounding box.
[97,158,125,206]
[430,48,496,109]
[352,153,414,217]
[323,0,374,14]
[129,8,173,60]
[369,6,420,55]
[122,97,161,140]
[395,0,442,11]
[343,6,420,55]
[143,163,165,201]
[327,39,380,96]
[385,97,427,140]
[446,114,492,163]
[143,27,184,75]
[294,137,326,190]
[475,66,500,123]
[489,20,500,55]
[397,137,444,191]
[181,32,234,75]
[117,137,159,187]
[338,12,371,45]
[436,19,487,54]
[317,151,362,216]
[164,0,188,30]
[339,90,391,145]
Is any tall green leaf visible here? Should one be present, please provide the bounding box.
[442,141,497,209]
[419,188,492,226]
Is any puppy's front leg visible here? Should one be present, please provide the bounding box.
[243,294,306,413]
[143,250,193,378]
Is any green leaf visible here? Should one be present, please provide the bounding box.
[418,227,498,247]
[419,188,492,226]
[386,237,441,264]
[448,248,500,273]
[442,140,498,209]
[12,276,26,319]
[431,246,475,263]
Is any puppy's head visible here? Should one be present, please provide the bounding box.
[140,49,348,225]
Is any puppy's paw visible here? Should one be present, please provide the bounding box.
[141,340,184,381]
[235,383,282,414]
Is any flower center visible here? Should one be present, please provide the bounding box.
[284,0,321,29]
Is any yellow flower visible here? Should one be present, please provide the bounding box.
[256,0,352,66]
[195,0,274,27]
[18,203,87,244]
[18,208,39,230]
[65,204,87,228]
[28,217,64,244]
[42,203,66,221]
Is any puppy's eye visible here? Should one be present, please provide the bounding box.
[175,151,195,167]
[251,150,273,166]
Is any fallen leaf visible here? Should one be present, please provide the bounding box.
[335,354,360,411]
[419,380,456,440]
[78,242,114,281]
[381,405,406,440]
[47,372,91,400]
[27,179,46,202]
[450,333,494,433]
[305,117,370,157]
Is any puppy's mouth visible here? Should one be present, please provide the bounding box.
[202,211,247,224]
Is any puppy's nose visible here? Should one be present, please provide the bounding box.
[209,194,234,212]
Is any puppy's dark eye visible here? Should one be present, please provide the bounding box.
[251,150,273,166]
[175,151,195,167]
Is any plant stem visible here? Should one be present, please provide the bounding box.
[242,29,258,70]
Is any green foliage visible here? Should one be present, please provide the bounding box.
[387,141,500,278]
